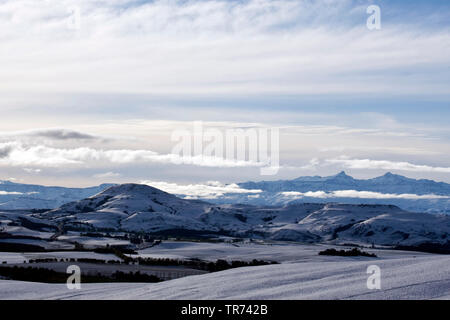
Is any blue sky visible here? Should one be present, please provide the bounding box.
[0,0,449,190]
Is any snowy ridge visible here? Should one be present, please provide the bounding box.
[2,173,450,214]
[0,180,114,210]
[30,183,450,247]
[204,172,450,214]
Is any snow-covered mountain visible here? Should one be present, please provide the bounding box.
[0,180,114,210]
[205,172,450,214]
[30,184,450,247]
[240,171,450,194]
[2,172,450,214]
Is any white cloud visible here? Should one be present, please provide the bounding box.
[0,142,265,168]
[0,191,23,195]
[93,172,121,179]
[0,128,100,141]
[280,190,449,200]
[140,180,262,199]
[23,168,41,174]
[0,0,449,96]
[327,157,450,173]
[0,191,38,195]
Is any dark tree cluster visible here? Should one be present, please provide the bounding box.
[318,248,377,257]
[0,265,162,284]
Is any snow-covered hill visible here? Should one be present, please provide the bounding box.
[240,172,450,195]
[205,172,450,214]
[0,180,114,210]
[29,184,450,247]
[2,173,450,214]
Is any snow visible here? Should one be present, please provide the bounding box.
[0,238,74,250]
[217,172,450,214]
[1,182,448,300]
[0,253,448,300]
[130,241,432,263]
[25,183,450,247]
[2,173,450,214]
[0,251,121,263]
[0,226,53,239]
[56,235,130,248]
[0,181,114,210]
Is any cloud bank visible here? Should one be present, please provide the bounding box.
[0,142,265,168]
[1,0,449,96]
[327,157,450,173]
[281,190,449,200]
[140,180,262,199]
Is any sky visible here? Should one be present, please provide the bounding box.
[0,0,450,190]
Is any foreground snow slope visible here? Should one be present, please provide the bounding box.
[1,254,449,300]
[129,241,429,262]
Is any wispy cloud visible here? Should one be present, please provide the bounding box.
[281,190,449,200]
[0,0,449,96]
[24,128,98,141]
[23,168,41,174]
[0,191,38,196]
[0,128,102,141]
[327,157,450,173]
[140,180,261,199]
[93,171,121,179]
[0,191,24,195]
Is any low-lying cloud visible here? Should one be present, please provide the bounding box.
[0,191,38,196]
[0,128,101,141]
[140,180,262,199]
[93,172,121,179]
[0,142,265,168]
[281,190,449,200]
[29,129,98,141]
[327,157,450,174]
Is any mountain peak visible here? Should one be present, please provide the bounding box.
[100,183,171,197]
[328,171,354,181]
[292,171,354,183]
[0,180,15,185]
[376,172,407,181]
[48,183,188,218]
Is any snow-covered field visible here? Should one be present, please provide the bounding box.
[0,243,448,300]
[129,241,429,262]
[0,251,121,264]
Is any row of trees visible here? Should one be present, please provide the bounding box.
[0,265,162,283]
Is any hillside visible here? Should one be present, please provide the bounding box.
[204,172,450,214]
[0,180,114,210]
[1,253,448,300]
[23,183,450,247]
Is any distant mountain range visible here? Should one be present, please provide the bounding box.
[240,171,450,195]
[206,172,450,214]
[0,180,114,210]
[1,172,450,214]
[3,183,450,247]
